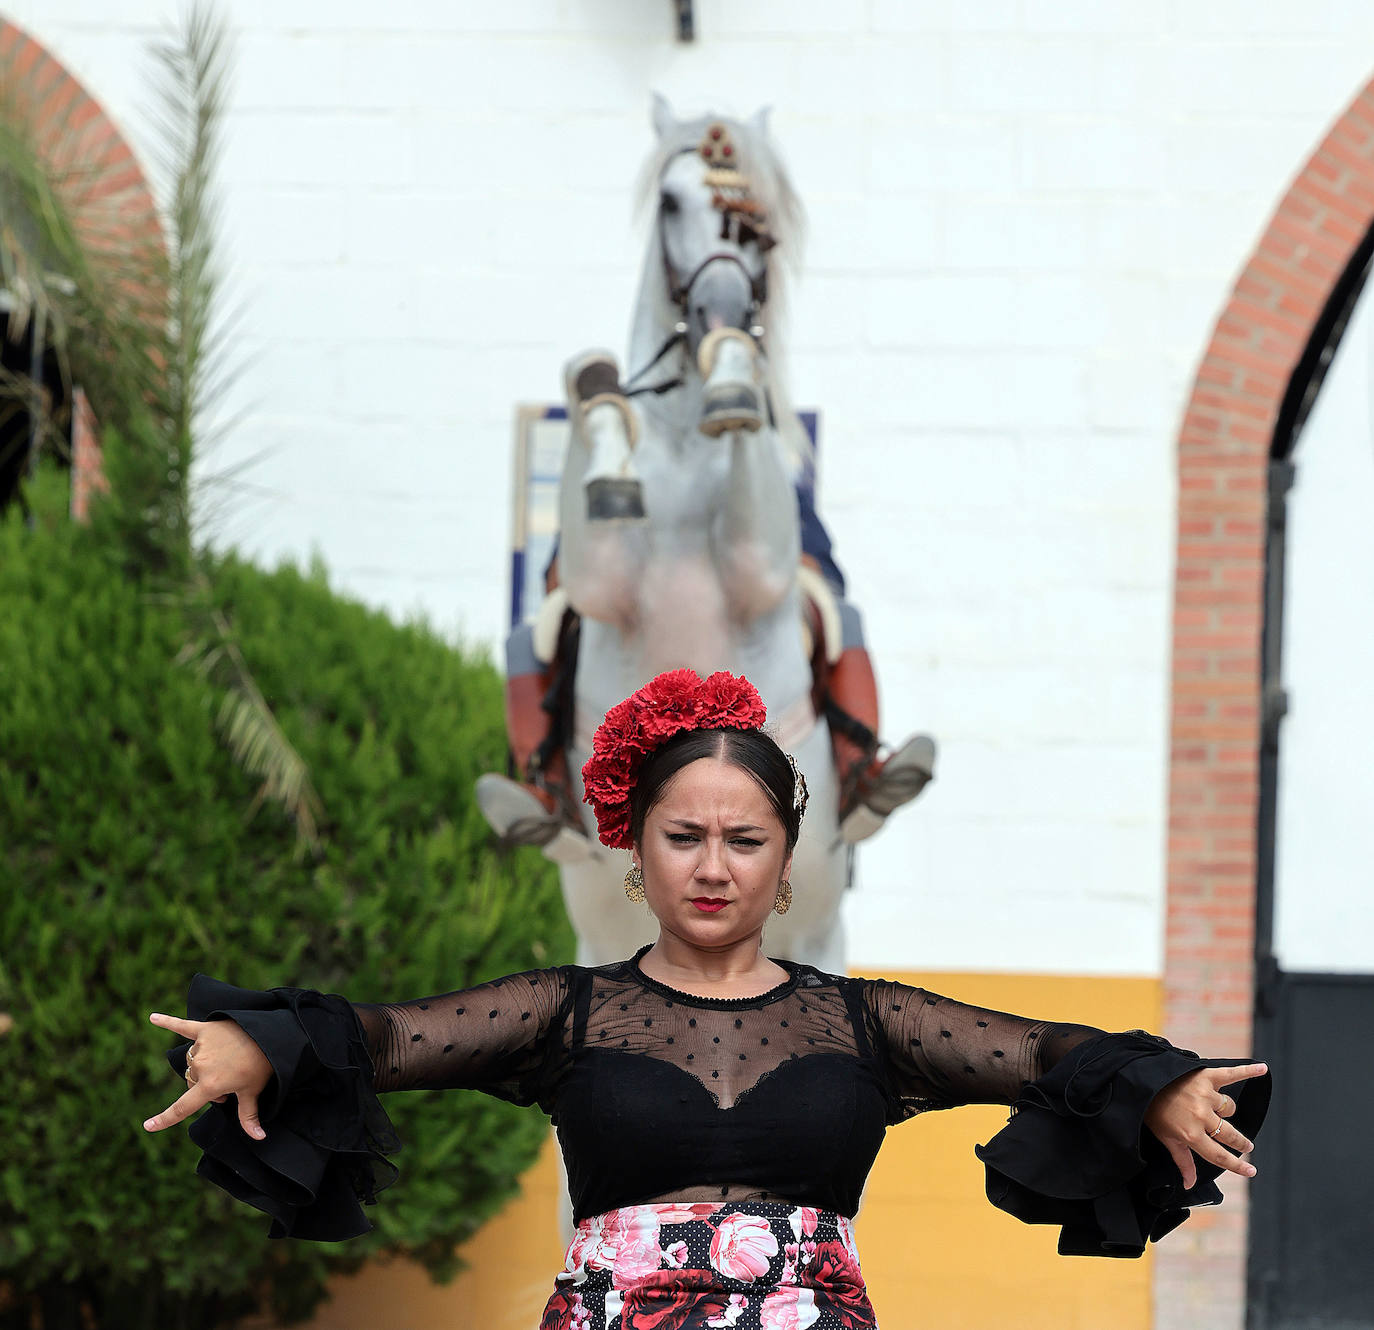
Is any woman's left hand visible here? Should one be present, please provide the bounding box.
[1143,1062,1268,1188]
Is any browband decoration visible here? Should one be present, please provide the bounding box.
[697,122,775,252]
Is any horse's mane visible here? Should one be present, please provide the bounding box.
[631,108,811,470]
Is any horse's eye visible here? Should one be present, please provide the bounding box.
[659,191,680,216]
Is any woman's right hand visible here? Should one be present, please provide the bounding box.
[142,1011,274,1141]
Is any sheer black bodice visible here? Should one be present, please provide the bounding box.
[354,953,1095,1117]
[171,949,1271,1253]
[347,952,1100,1221]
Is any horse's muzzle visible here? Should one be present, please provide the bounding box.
[685,259,756,355]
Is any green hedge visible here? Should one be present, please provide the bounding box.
[0,471,572,1329]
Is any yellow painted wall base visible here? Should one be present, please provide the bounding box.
[854,970,1161,1330]
[282,970,1159,1330]
[274,1135,567,1330]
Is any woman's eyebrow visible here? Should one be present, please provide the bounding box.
[666,819,766,833]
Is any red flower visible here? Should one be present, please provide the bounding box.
[582,750,630,802]
[637,669,708,740]
[580,669,769,850]
[595,696,652,757]
[698,671,767,729]
[593,800,633,849]
[619,1270,730,1330]
[796,1242,875,1329]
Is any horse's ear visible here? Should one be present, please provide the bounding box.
[748,105,772,138]
[651,92,677,140]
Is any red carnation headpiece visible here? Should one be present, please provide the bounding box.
[581,669,768,849]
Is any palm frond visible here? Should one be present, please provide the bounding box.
[150,2,234,453]
[219,689,323,847]
[179,589,324,852]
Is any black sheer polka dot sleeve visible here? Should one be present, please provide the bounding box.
[860,980,1272,1258]
[352,968,574,1103]
[859,980,1100,1118]
[167,969,573,1242]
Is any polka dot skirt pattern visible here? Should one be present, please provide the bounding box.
[540,1203,878,1330]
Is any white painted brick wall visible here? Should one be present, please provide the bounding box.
[13,0,1374,976]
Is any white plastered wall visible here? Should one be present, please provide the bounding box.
[14,0,1374,977]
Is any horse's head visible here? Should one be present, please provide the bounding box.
[645,94,801,359]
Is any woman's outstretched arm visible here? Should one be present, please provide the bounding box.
[138,968,576,1240]
[862,979,1265,1183]
[142,967,573,1142]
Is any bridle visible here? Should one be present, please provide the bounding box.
[623,125,776,398]
[658,195,771,314]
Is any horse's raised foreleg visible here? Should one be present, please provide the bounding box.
[570,354,645,522]
[557,351,649,627]
[713,424,800,619]
[700,338,799,619]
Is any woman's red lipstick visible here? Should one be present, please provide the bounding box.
[691,898,728,912]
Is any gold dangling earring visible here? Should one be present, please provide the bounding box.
[774,879,792,915]
[624,863,646,903]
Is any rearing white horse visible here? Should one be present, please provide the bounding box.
[480,97,932,972]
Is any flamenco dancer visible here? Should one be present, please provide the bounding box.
[144,670,1270,1329]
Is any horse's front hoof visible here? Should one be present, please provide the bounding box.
[700,385,764,437]
[586,476,646,521]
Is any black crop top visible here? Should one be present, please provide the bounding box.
[169,950,1272,1257]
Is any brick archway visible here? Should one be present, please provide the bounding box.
[0,20,163,517]
[0,21,161,263]
[1157,75,1374,1330]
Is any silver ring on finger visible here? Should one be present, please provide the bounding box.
[186,1046,196,1062]
[1208,1119,1224,1138]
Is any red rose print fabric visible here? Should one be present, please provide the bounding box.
[543,1203,877,1330]
[795,1243,877,1330]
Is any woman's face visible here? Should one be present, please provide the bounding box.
[633,756,792,950]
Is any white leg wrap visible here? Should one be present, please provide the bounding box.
[584,400,638,483]
[697,325,760,381]
[581,392,639,450]
[696,327,763,437]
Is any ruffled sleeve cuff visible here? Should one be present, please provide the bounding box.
[166,974,401,1241]
[973,1032,1272,1258]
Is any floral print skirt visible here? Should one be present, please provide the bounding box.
[539,1201,878,1330]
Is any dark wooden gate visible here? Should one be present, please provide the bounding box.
[1247,230,1374,1330]
[1249,970,1374,1329]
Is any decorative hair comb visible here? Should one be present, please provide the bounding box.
[786,752,810,819]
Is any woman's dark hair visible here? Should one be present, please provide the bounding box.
[627,728,803,851]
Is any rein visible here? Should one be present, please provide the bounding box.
[621,326,688,398]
